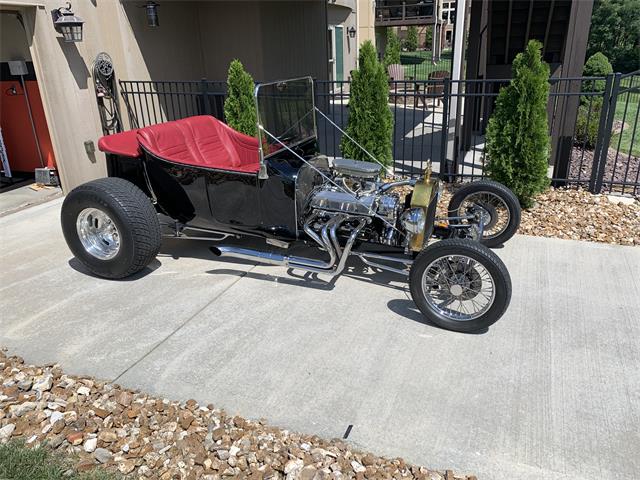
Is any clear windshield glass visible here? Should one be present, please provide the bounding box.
[255,77,316,158]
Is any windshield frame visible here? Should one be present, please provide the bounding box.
[254,76,317,164]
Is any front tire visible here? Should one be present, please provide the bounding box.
[448,180,521,248]
[61,178,161,279]
[409,239,512,333]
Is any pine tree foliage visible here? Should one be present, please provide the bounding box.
[405,26,418,52]
[340,41,393,166]
[224,59,257,136]
[384,29,401,67]
[485,40,550,208]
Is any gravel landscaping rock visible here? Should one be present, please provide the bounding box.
[0,350,476,479]
[438,185,640,246]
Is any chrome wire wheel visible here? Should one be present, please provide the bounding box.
[458,191,511,240]
[421,254,496,321]
[76,208,120,260]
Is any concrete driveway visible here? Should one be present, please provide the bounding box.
[1,197,639,480]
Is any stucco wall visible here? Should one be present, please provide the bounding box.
[357,0,376,48]
[327,1,357,79]
[0,0,328,192]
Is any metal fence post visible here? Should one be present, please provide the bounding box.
[200,78,212,116]
[589,73,620,193]
[439,78,452,181]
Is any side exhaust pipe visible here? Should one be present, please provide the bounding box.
[210,245,333,271]
[210,217,367,277]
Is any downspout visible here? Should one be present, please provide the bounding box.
[445,0,468,167]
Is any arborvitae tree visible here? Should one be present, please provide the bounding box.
[485,40,550,208]
[340,41,393,166]
[224,59,257,136]
[384,29,401,67]
[405,26,418,52]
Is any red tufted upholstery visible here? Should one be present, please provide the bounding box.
[137,116,260,173]
[98,129,141,158]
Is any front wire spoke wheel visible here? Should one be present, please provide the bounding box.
[447,180,522,248]
[421,254,495,321]
[459,191,511,241]
[409,239,512,332]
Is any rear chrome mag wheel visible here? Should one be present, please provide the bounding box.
[76,207,121,260]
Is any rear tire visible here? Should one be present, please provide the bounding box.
[448,180,521,248]
[61,178,161,279]
[409,239,512,333]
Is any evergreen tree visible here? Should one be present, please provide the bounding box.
[485,40,550,208]
[224,60,257,136]
[587,0,639,73]
[405,26,418,52]
[582,52,613,95]
[384,29,401,67]
[340,41,393,167]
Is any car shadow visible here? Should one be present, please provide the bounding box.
[67,257,161,280]
[205,252,410,292]
[387,298,489,334]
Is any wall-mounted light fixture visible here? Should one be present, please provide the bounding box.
[51,2,84,42]
[145,1,159,27]
[347,26,357,39]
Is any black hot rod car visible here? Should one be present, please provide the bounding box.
[61,77,521,332]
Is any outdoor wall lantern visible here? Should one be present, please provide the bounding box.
[52,3,84,42]
[347,26,357,38]
[145,2,160,27]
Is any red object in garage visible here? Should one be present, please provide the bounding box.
[0,79,56,173]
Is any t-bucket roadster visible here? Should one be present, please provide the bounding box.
[61,77,521,332]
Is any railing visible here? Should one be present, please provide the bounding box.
[118,72,640,196]
[375,1,435,24]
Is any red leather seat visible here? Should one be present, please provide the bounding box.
[97,129,141,158]
[137,116,260,174]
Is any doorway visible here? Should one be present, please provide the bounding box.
[328,25,345,83]
[0,10,56,191]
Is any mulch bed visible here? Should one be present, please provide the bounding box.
[0,351,475,480]
[569,147,639,196]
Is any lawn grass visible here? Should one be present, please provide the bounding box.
[612,92,639,157]
[400,49,452,80]
[0,441,120,480]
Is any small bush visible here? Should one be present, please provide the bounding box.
[485,40,551,208]
[582,52,613,96]
[574,97,603,149]
[384,29,401,67]
[405,26,418,52]
[340,41,393,166]
[224,59,257,136]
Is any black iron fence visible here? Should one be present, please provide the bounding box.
[119,71,639,196]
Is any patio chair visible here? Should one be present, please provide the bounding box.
[387,64,415,104]
[416,70,450,108]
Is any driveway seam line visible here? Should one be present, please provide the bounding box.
[112,265,256,383]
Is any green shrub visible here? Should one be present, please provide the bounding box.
[384,29,401,67]
[574,97,603,149]
[224,59,257,136]
[405,26,418,52]
[340,41,393,166]
[582,52,613,96]
[485,40,550,208]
